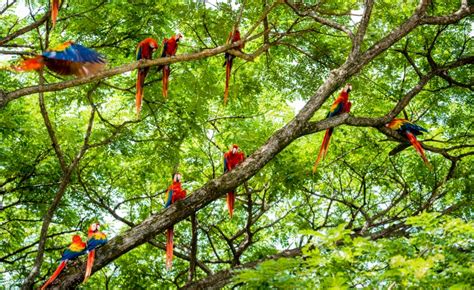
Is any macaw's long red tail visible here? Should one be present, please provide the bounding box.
[136,69,147,118]
[406,132,432,169]
[313,128,334,173]
[83,250,95,283]
[14,56,44,72]
[41,261,66,290]
[51,0,60,28]
[226,191,235,218]
[162,65,169,99]
[224,56,233,105]
[166,227,174,270]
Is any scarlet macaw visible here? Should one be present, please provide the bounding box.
[164,173,187,270]
[51,0,61,28]
[41,234,86,290]
[385,118,431,168]
[223,26,244,105]
[136,38,159,117]
[160,34,183,99]
[313,84,353,172]
[83,223,108,283]
[223,144,245,218]
[14,41,105,77]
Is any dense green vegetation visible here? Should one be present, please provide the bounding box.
[0,0,472,289]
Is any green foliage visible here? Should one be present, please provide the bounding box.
[234,214,474,288]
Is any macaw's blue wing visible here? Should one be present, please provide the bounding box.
[136,45,142,61]
[327,102,344,118]
[43,42,105,63]
[86,236,107,251]
[165,189,173,208]
[224,157,229,173]
[61,248,86,261]
[161,40,168,58]
[401,122,428,135]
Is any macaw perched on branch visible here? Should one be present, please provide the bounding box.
[41,235,86,290]
[164,173,187,270]
[385,118,432,168]
[136,38,159,117]
[51,0,61,28]
[160,34,183,99]
[14,41,105,77]
[313,84,353,172]
[83,223,108,283]
[223,26,244,105]
[223,144,245,218]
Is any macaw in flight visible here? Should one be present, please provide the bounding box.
[51,0,61,28]
[136,38,159,117]
[14,41,105,77]
[223,26,244,105]
[386,118,432,168]
[223,144,245,218]
[313,84,353,172]
[164,172,187,270]
[83,223,108,283]
[160,34,183,99]
[41,234,86,290]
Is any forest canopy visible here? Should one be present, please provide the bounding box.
[0,0,473,289]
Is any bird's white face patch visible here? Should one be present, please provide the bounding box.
[91,223,97,231]
[174,173,182,182]
[232,147,237,154]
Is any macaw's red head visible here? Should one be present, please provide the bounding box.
[72,234,83,243]
[343,83,352,93]
[173,172,182,183]
[174,33,184,42]
[232,144,239,154]
[145,38,159,52]
[89,223,100,233]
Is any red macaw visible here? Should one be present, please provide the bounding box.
[51,0,61,28]
[313,84,353,172]
[83,223,108,283]
[136,38,159,117]
[41,234,86,290]
[164,173,187,270]
[223,144,245,218]
[14,41,105,77]
[160,34,183,99]
[223,26,244,105]
[385,118,431,168]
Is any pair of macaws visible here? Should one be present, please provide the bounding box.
[40,223,107,289]
[163,146,245,268]
[135,34,183,117]
[313,84,431,171]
